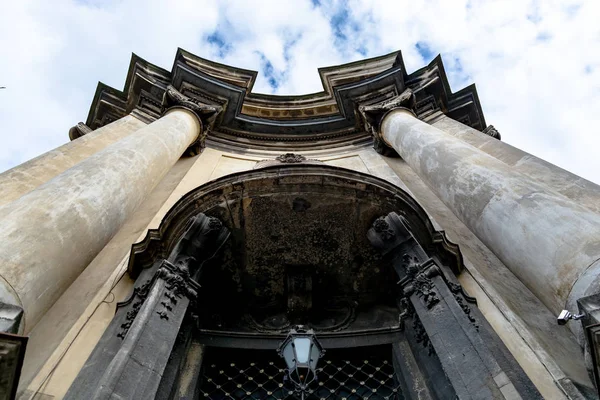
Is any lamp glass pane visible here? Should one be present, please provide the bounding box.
[293,338,311,364]
[282,341,296,369]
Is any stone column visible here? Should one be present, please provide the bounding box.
[432,115,600,214]
[0,107,203,332]
[379,107,600,332]
[0,115,146,208]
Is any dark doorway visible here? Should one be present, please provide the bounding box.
[199,345,403,399]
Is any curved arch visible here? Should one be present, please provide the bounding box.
[128,164,464,278]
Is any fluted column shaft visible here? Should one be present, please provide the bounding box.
[0,109,200,331]
[0,115,146,208]
[381,108,600,324]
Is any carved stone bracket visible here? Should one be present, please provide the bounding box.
[358,88,416,156]
[163,85,224,155]
[482,124,501,140]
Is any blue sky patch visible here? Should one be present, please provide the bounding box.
[330,7,350,42]
[206,30,231,58]
[536,32,552,41]
[415,42,434,61]
[256,52,280,91]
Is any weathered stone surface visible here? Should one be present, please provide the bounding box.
[0,115,146,208]
[0,109,200,331]
[382,109,600,331]
[383,154,589,398]
[433,115,600,214]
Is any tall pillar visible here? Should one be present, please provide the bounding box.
[0,115,146,208]
[0,104,211,332]
[378,107,600,335]
[432,115,600,214]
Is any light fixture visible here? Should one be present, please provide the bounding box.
[277,325,325,398]
[557,309,585,325]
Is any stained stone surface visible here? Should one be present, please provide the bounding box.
[0,109,200,331]
[433,115,600,214]
[0,115,146,208]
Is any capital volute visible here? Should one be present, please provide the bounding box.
[358,88,416,156]
[163,85,223,155]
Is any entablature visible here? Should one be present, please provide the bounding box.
[83,48,487,152]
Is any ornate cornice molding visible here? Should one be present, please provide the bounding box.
[80,49,488,151]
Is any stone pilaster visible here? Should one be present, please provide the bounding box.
[0,107,206,332]
[65,214,229,400]
[378,106,600,342]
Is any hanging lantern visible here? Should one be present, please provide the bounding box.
[277,326,325,395]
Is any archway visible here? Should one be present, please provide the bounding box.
[66,165,539,399]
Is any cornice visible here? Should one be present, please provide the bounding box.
[82,48,487,151]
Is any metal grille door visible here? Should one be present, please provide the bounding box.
[199,346,403,400]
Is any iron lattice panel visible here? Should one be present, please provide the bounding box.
[199,347,403,400]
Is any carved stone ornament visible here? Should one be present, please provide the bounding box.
[276,153,307,163]
[117,279,152,339]
[358,88,416,155]
[163,85,223,155]
[448,281,478,330]
[482,124,501,140]
[400,255,440,309]
[157,259,198,303]
[372,217,396,242]
[253,153,323,169]
[398,298,435,356]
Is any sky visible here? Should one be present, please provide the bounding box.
[1,0,599,184]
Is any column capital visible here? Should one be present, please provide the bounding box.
[68,122,93,140]
[358,88,416,156]
[163,85,223,155]
[482,124,502,140]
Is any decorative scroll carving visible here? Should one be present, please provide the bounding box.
[482,125,501,140]
[400,256,440,309]
[276,153,307,163]
[68,122,93,140]
[358,88,416,155]
[254,153,323,169]
[448,282,478,330]
[398,298,435,356]
[118,279,152,339]
[163,85,223,155]
[155,259,199,321]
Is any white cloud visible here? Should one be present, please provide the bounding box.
[1,0,599,185]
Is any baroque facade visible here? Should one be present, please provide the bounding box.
[1,49,600,399]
